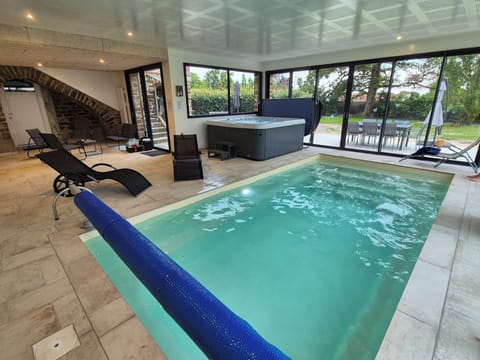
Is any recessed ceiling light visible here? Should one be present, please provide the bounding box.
[127,31,134,37]
[25,12,34,20]
[396,35,403,41]
[37,62,43,67]
[99,58,105,64]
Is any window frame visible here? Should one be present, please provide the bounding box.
[184,63,262,118]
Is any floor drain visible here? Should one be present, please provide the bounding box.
[32,325,80,360]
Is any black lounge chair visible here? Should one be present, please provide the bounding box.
[172,134,204,181]
[37,149,151,196]
[40,132,87,159]
[24,128,49,158]
[399,137,480,173]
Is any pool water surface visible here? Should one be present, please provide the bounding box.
[84,157,450,359]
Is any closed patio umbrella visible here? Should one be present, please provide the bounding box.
[233,81,240,113]
[424,79,447,141]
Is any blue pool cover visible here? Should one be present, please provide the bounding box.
[74,191,290,359]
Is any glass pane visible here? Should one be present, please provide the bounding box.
[389,58,441,154]
[313,66,349,147]
[128,72,145,136]
[186,65,228,116]
[292,70,315,98]
[269,72,290,98]
[144,68,169,150]
[229,71,259,113]
[441,53,480,165]
[346,62,392,152]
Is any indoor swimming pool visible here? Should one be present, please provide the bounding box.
[82,156,451,359]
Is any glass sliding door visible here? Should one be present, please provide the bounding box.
[346,62,393,152]
[144,68,169,149]
[125,64,170,151]
[313,66,350,147]
[265,49,480,170]
[388,58,442,155]
[441,53,480,165]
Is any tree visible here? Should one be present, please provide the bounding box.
[204,70,223,89]
[363,63,381,117]
[295,70,316,97]
[354,59,441,118]
[190,72,206,89]
[444,54,480,125]
[317,67,349,116]
[269,73,290,98]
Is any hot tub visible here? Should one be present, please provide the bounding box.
[207,116,305,160]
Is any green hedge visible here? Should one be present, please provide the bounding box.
[191,88,255,115]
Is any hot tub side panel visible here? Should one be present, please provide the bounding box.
[264,125,305,160]
[207,124,304,160]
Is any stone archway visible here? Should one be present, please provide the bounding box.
[0,66,122,149]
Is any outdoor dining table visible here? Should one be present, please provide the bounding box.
[357,121,412,150]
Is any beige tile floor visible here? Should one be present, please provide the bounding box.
[0,144,478,359]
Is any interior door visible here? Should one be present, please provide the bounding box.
[0,86,50,146]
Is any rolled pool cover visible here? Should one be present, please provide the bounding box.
[74,191,290,359]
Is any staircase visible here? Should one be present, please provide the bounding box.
[151,115,169,149]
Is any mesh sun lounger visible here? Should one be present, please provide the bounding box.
[37,149,151,196]
[40,132,88,159]
[399,138,480,173]
[24,128,49,158]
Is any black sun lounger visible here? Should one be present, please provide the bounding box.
[24,128,49,158]
[37,149,151,196]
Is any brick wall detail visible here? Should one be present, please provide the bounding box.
[0,66,122,140]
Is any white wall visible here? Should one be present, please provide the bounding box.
[38,67,125,110]
[166,49,263,148]
[260,32,480,71]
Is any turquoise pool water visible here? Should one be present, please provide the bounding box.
[84,157,450,359]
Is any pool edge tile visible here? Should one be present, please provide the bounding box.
[375,310,437,360]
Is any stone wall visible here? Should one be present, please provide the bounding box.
[50,91,103,140]
[0,66,122,141]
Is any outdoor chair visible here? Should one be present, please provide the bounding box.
[346,122,361,143]
[106,123,137,149]
[362,120,378,145]
[40,132,87,159]
[172,134,204,181]
[71,118,103,155]
[399,137,480,173]
[382,122,398,148]
[37,149,151,196]
[394,120,412,150]
[24,128,49,158]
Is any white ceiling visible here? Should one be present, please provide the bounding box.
[0,0,479,71]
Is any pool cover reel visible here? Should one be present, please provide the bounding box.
[74,191,290,359]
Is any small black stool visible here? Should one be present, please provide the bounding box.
[208,141,236,160]
[215,141,236,158]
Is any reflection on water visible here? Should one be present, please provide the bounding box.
[190,163,446,284]
[192,196,251,222]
